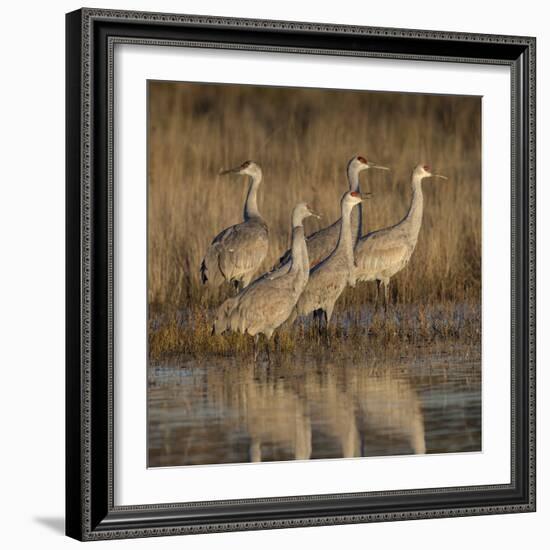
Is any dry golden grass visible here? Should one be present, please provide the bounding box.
[148,81,481,358]
[148,81,480,309]
[149,302,480,362]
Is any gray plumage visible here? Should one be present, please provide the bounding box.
[274,155,388,271]
[213,203,319,344]
[200,161,268,290]
[355,164,447,309]
[294,191,364,333]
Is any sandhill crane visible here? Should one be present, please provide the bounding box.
[350,368,426,455]
[200,161,268,291]
[304,367,361,458]
[240,377,312,462]
[274,155,388,271]
[213,202,320,360]
[354,164,447,311]
[206,365,312,462]
[293,191,366,343]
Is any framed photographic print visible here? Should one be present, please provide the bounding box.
[65,8,536,541]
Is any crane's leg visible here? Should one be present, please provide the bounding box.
[374,280,382,313]
[264,334,271,363]
[322,310,329,346]
[324,306,334,348]
[313,309,323,342]
[253,335,259,362]
[383,279,390,314]
[273,332,281,354]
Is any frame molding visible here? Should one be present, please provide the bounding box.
[66,7,536,541]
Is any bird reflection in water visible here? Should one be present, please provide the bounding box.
[148,356,480,467]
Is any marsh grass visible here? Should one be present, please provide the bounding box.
[148,81,481,359]
[149,301,481,362]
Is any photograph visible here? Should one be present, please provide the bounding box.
[62,4,536,542]
[147,80,482,467]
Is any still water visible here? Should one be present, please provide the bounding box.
[148,352,481,467]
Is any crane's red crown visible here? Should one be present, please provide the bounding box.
[423,164,431,172]
[357,156,367,164]
[350,191,360,198]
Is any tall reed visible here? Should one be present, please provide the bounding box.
[148,82,481,314]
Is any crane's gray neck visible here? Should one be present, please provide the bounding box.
[347,163,362,193]
[403,174,424,237]
[335,202,355,272]
[292,209,306,229]
[244,172,262,221]
[347,164,363,244]
[352,203,363,245]
[289,225,308,275]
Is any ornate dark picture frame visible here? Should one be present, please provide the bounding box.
[66,8,536,541]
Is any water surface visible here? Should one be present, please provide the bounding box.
[148,351,481,467]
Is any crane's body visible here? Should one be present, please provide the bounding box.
[213,203,319,358]
[294,191,364,337]
[355,164,447,309]
[200,161,268,290]
[274,156,388,272]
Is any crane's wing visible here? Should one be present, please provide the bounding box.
[355,230,410,277]
[200,224,237,286]
[217,221,269,281]
[306,221,341,268]
[274,219,340,270]
[231,282,297,335]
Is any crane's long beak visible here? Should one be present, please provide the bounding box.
[367,162,390,171]
[219,166,241,176]
[309,209,322,219]
[432,174,448,180]
[361,192,374,199]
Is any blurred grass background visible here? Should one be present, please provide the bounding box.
[148,81,481,313]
